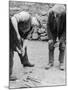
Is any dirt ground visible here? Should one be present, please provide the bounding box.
[10,41,66,89]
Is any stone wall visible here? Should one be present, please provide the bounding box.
[9,1,55,41]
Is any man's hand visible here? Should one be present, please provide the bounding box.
[17,34,20,40]
[21,47,25,56]
[21,40,28,56]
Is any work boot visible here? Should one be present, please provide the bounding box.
[59,63,64,71]
[45,63,53,70]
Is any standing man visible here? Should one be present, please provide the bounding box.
[45,4,66,70]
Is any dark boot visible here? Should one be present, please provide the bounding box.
[18,47,34,67]
[59,63,64,71]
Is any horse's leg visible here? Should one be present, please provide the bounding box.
[17,46,34,67]
[9,49,17,81]
[17,40,34,67]
[9,49,14,77]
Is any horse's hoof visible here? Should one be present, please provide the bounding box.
[23,63,34,67]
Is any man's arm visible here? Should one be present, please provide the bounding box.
[11,16,20,40]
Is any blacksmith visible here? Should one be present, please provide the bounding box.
[10,11,40,80]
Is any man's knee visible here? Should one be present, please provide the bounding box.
[59,42,66,51]
[48,40,54,50]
